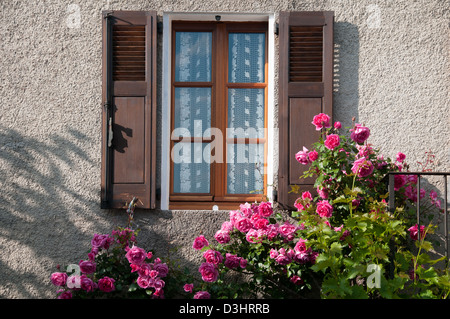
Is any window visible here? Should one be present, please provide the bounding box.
[101,11,333,211]
[169,21,268,210]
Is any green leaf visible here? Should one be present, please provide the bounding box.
[349,284,369,299]
[417,240,433,252]
[128,282,138,292]
[357,222,367,232]
[330,242,343,256]
[346,265,365,280]
[311,254,331,273]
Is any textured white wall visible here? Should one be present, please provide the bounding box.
[0,0,448,298]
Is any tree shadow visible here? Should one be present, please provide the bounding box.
[0,126,102,297]
[333,21,360,127]
[0,125,203,298]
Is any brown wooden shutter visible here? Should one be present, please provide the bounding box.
[101,11,157,209]
[278,11,334,209]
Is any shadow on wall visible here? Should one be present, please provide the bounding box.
[0,126,103,297]
[333,21,359,127]
[0,125,198,298]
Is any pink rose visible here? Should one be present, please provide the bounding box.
[153,262,169,278]
[97,276,115,292]
[246,229,264,243]
[137,276,150,288]
[316,200,333,218]
[252,217,269,230]
[229,210,241,225]
[221,221,233,232]
[396,152,406,162]
[137,263,151,277]
[302,191,312,200]
[183,283,194,293]
[79,260,96,274]
[334,121,342,129]
[275,253,292,265]
[324,134,340,150]
[294,199,306,211]
[351,157,374,177]
[203,249,223,265]
[357,144,374,158]
[91,233,109,249]
[308,150,318,162]
[293,250,310,264]
[295,147,311,165]
[407,174,418,184]
[430,190,437,200]
[394,174,407,191]
[317,186,328,199]
[153,278,166,290]
[408,224,426,241]
[290,275,304,285]
[194,291,211,299]
[224,253,244,269]
[269,248,278,259]
[350,124,370,144]
[294,191,313,211]
[198,262,219,283]
[57,291,73,299]
[50,272,68,287]
[312,113,331,131]
[264,224,279,240]
[192,235,209,250]
[273,248,293,265]
[339,230,351,241]
[278,221,298,241]
[294,238,308,252]
[235,216,252,233]
[239,202,253,217]
[80,275,97,292]
[125,245,147,265]
[214,230,230,244]
[183,284,194,292]
[258,201,273,217]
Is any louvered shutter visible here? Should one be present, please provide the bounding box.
[101,11,157,209]
[278,11,334,209]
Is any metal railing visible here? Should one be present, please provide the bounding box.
[384,171,449,264]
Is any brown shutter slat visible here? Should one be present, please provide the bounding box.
[101,11,157,209]
[278,11,334,210]
[112,23,146,82]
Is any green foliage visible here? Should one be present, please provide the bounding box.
[187,115,449,299]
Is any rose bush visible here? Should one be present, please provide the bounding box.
[186,114,449,299]
[50,225,173,299]
[50,201,176,299]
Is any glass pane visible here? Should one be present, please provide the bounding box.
[228,88,265,138]
[227,143,264,194]
[175,32,212,82]
[174,87,211,137]
[173,143,210,193]
[228,33,265,83]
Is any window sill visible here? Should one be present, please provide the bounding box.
[169,196,266,210]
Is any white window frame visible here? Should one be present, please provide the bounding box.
[161,12,276,210]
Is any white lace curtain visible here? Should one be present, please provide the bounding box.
[173,31,265,194]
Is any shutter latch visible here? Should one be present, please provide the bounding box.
[108,117,113,148]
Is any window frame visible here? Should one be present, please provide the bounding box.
[161,13,276,211]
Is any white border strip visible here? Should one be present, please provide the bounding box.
[161,12,275,210]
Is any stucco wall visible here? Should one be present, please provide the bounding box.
[0,0,448,298]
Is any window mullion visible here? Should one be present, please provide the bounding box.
[213,23,227,199]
